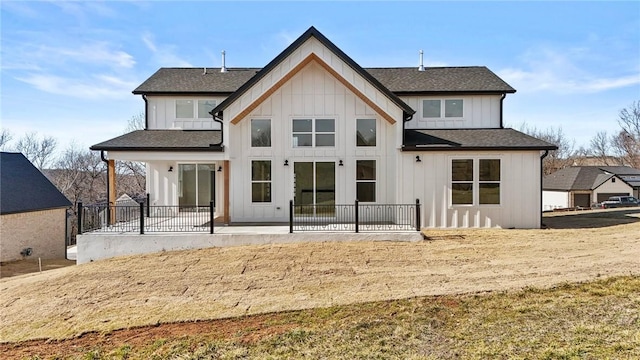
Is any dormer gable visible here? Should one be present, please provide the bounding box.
[211,26,415,125]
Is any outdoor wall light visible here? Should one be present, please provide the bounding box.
[284,160,289,166]
[168,166,174,172]
[415,156,422,163]
[339,160,344,166]
[217,166,223,172]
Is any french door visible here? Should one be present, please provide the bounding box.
[178,163,216,209]
[294,161,335,215]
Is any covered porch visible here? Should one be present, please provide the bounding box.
[89,129,231,225]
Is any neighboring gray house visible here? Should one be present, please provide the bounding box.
[0,152,72,262]
[599,166,640,198]
[543,166,635,210]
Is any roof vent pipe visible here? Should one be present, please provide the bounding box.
[418,50,425,71]
[221,50,227,73]
[203,67,207,75]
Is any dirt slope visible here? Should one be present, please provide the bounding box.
[1,209,639,344]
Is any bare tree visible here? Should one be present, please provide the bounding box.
[0,128,13,150]
[125,111,145,132]
[613,101,640,168]
[588,131,618,166]
[118,111,146,197]
[14,132,58,170]
[519,124,576,174]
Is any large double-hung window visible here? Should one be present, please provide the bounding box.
[451,159,501,205]
[292,118,335,147]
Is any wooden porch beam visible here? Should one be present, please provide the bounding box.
[223,160,230,224]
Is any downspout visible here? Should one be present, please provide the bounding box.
[540,150,549,228]
[402,111,414,148]
[142,94,149,129]
[499,93,506,129]
[210,110,224,147]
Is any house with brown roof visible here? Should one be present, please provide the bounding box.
[91,26,555,229]
[542,166,636,210]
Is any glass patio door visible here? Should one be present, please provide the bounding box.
[294,162,335,215]
[178,163,216,209]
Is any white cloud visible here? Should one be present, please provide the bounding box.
[141,32,192,67]
[17,73,137,100]
[497,46,640,94]
[48,43,136,69]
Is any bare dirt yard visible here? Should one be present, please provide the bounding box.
[1,208,639,358]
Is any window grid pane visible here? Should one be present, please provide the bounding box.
[357,119,376,147]
[479,183,500,204]
[315,134,335,147]
[315,119,335,132]
[452,183,473,205]
[251,119,271,147]
[479,159,500,181]
[444,99,463,117]
[422,100,441,118]
[176,100,194,118]
[452,159,473,181]
[251,161,271,181]
[197,100,216,118]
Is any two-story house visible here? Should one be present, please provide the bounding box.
[91,26,556,229]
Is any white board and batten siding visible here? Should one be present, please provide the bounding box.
[398,151,542,229]
[402,95,502,129]
[228,61,398,223]
[224,37,403,133]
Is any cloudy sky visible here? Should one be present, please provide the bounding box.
[1,1,639,154]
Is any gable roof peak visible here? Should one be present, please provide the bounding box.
[211,26,414,119]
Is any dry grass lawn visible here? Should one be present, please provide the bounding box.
[1,209,639,345]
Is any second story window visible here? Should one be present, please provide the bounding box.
[292,118,335,147]
[356,119,376,147]
[175,99,217,119]
[176,100,194,118]
[251,119,271,147]
[422,99,464,119]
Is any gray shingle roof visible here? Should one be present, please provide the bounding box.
[133,66,515,95]
[366,67,515,93]
[599,166,640,176]
[90,130,223,151]
[403,129,557,151]
[133,68,260,94]
[543,166,629,191]
[1,152,72,214]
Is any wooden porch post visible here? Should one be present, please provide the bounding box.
[223,160,230,224]
[108,159,116,225]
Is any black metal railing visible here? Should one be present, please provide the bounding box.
[290,199,421,233]
[78,200,215,234]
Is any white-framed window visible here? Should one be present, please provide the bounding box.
[356,118,376,147]
[292,118,335,147]
[251,160,271,203]
[356,160,376,202]
[422,99,463,118]
[451,158,501,206]
[175,99,217,119]
[251,119,271,147]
